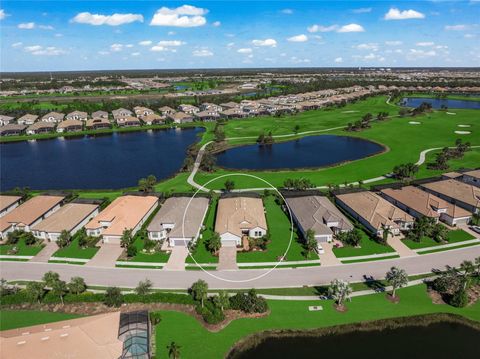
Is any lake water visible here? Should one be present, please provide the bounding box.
[0,128,203,190]
[216,135,384,170]
[402,97,480,110]
[230,322,480,359]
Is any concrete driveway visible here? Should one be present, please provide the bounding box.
[318,243,341,266]
[30,241,58,263]
[217,247,238,270]
[86,243,123,268]
[163,246,188,271]
[387,235,417,257]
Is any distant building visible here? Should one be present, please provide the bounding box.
[41,112,65,123]
[91,110,109,119]
[57,119,83,133]
[86,118,111,130]
[167,111,193,124]
[116,115,141,127]
[0,115,15,126]
[178,104,199,115]
[0,124,27,136]
[17,114,38,125]
[66,111,88,121]
[420,179,480,214]
[111,108,133,120]
[26,122,55,135]
[0,195,22,218]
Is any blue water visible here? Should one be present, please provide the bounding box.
[0,128,203,190]
[216,135,384,170]
[402,97,480,110]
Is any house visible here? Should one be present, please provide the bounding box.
[85,195,158,243]
[17,114,38,125]
[92,110,109,119]
[381,186,471,226]
[66,111,88,121]
[0,195,22,218]
[159,106,176,116]
[57,119,83,133]
[167,111,193,124]
[142,113,165,125]
[41,112,65,123]
[220,108,247,119]
[86,118,111,130]
[462,170,480,188]
[335,191,414,237]
[147,197,209,247]
[215,197,267,247]
[116,116,141,127]
[0,124,27,136]
[178,104,199,115]
[200,102,223,112]
[0,195,65,240]
[111,108,133,121]
[420,179,480,214]
[26,121,55,135]
[31,203,99,241]
[285,196,354,243]
[133,106,154,119]
[194,110,220,122]
[219,102,239,110]
[0,115,15,126]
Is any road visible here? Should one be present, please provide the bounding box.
[2,245,479,289]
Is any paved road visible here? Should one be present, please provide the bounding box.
[2,245,479,289]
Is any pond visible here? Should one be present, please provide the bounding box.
[215,135,384,171]
[402,97,480,110]
[230,322,480,359]
[0,128,203,191]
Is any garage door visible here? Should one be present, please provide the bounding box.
[221,239,237,247]
[315,235,331,243]
[172,239,189,247]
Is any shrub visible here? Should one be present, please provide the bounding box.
[104,287,123,307]
[229,289,268,313]
[127,244,137,258]
[450,289,468,308]
[150,312,162,325]
[196,300,225,324]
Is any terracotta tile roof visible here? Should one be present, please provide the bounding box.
[0,195,22,213]
[422,179,480,209]
[32,203,99,233]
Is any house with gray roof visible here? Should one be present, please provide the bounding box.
[92,110,109,119]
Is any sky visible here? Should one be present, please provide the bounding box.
[1,0,479,71]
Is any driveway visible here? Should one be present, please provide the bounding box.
[163,246,188,271]
[30,241,58,263]
[387,235,417,257]
[217,247,238,271]
[85,243,123,268]
[318,243,341,266]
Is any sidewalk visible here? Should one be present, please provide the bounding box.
[30,241,58,263]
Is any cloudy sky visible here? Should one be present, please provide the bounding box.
[1,1,479,71]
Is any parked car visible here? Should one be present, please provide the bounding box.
[471,226,480,234]
[316,243,325,254]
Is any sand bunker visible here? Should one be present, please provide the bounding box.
[454,131,471,134]
[408,121,421,125]
[446,112,456,115]
[458,125,471,128]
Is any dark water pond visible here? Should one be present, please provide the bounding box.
[0,128,203,190]
[231,322,480,359]
[216,135,384,170]
[402,97,480,110]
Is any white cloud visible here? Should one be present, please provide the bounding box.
[364,53,376,60]
[238,48,253,54]
[307,24,338,33]
[54,33,63,37]
[0,9,7,20]
[352,8,372,14]
[39,25,54,30]
[71,12,143,26]
[24,45,67,56]
[281,9,293,15]
[337,23,365,33]
[131,52,141,56]
[168,31,176,35]
[193,49,213,57]
[98,51,110,55]
[212,21,221,27]
[464,33,476,38]
[407,48,436,59]
[110,43,124,52]
[290,56,310,64]
[18,22,35,29]
[416,42,434,46]
[287,34,308,42]
[384,8,425,20]
[150,45,177,52]
[334,57,343,63]
[139,40,152,46]
[445,24,467,31]
[354,43,378,50]
[11,42,23,48]
[226,42,235,48]
[252,38,277,47]
[157,40,185,46]
[125,44,134,48]
[385,41,403,46]
[150,5,208,27]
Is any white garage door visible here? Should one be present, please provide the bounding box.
[172,239,189,247]
[221,239,237,247]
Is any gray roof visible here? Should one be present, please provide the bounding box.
[147,197,209,238]
[285,196,354,236]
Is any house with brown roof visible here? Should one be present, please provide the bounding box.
[92,110,109,119]
[220,108,247,119]
[0,195,22,218]
[57,119,83,133]
[178,104,199,115]
[220,102,240,110]
[200,102,223,112]
[381,186,471,226]
[0,115,15,126]
[0,124,27,136]
[111,108,133,121]
[420,179,480,214]
[0,195,65,240]
[116,115,141,127]
[133,106,154,119]
[285,196,354,243]
[462,169,480,188]
[194,110,220,122]
[215,197,267,247]
[85,195,158,243]
[66,111,88,121]
[159,106,176,116]
[147,197,209,247]
[41,112,65,123]
[17,114,38,125]
[142,113,165,125]
[335,191,414,237]
[167,111,193,124]
[86,118,111,130]
[26,121,55,135]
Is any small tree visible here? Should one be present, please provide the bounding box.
[167,341,181,359]
[305,229,317,258]
[207,232,221,254]
[190,279,208,307]
[150,312,162,325]
[213,291,230,311]
[43,271,60,288]
[120,229,134,248]
[135,279,153,296]
[224,180,235,192]
[51,280,68,305]
[328,279,352,309]
[26,281,45,304]
[56,230,72,248]
[127,244,137,258]
[104,287,123,307]
[380,224,393,244]
[431,223,449,243]
[68,277,86,295]
[385,266,408,299]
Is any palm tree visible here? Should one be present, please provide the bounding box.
[68,276,86,295]
[431,223,449,243]
[190,279,208,307]
[381,224,392,243]
[305,229,317,258]
[459,260,475,290]
[385,267,408,299]
[328,279,352,308]
[167,342,181,359]
[51,280,68,305]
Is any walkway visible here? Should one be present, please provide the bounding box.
[387,235,417,258]
[318,243,341,266]
[30,242,58,263]
[217,247,238,271]
[163,246,188,271]
[85,243,123,268]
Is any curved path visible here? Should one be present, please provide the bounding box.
[2,245,479,289]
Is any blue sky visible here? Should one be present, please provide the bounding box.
[1,1,479,71]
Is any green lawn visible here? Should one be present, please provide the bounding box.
[0,311,82,331]
[332,228,395,258]
[402,229,475,250]
[405,93,480,102]
[128,233,171,263]
[237,196,317,263]
[154,284,480,359]
[187,198,219,264]
[52,236,99,259]
[0,238,45,256]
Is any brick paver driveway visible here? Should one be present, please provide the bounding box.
[217,246,238,270]
[163,246,188,271]
[30,241,58,263]
[85,243,123,268]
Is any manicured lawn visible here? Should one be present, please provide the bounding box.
[154,284,480,359]
[52,237,99,259]
[0,311,82,331]
[187,198,219,264]
[419,242,480,254]
[402,229,475,250]
[0,238,45,256]
[129,234,171,263]
[237,196,316,263]
[332,228,395,258]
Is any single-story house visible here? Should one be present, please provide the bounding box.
[194,110,220,122]
[17,114,38,125]
[133,106,154,119]
[0,115,15,126]
[200,102,223,112]
[85,195,158,243]
[215,197,267,247]
[31,203,99,241]
[335,191,414,238]
[86,118,111,130]
[147,197,209,247]
[0,195,65,240]
[57,119,83,133]
[116,116,141,127]
[92,110,109,119]
[167,111,193,124]
[142,113,165,125]
[41,112,65,123]
[111,108,133,121]
[381,186,471,226]
[420,179,480,214]
[26,121,55,135]
[285,196,354,243]
[462,169,480,188]
[220,108,247,119]
[158,106,176,116]
[0,195,22,218]
[66,111,88,121]
[219,102,240,110]
[178,104,199,115]
[0,124,27,137]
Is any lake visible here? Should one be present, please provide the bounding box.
[230,322,480,359]
[402,97,480,110]
[0,128,203,191]
[216,135,384,170]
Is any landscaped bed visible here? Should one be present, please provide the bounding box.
[402,229,475,250]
